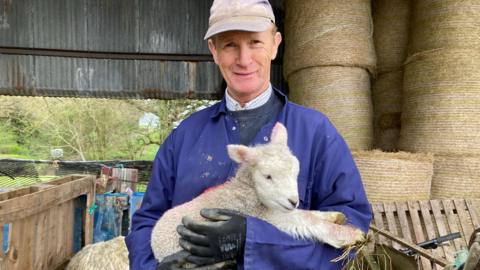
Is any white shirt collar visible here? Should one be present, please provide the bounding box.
[225,84,273,111]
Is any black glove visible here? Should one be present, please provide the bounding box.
[157,250,236,270]
[156,250,189,270]
[177,208,246,266]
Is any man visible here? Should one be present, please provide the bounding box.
[126,0,372,269]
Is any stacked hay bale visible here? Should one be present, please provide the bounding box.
[352,150,434,203]
[372,0,411,151]
[399,1,480,203]
[284,0,376,150]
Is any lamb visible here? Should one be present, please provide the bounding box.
[152,122,365,262]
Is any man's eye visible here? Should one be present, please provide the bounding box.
[224,43,236,48]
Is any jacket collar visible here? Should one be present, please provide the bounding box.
[210,87,288,119]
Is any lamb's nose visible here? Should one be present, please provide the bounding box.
[288,198,299,208]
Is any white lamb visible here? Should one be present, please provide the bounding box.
[152,122,365,263]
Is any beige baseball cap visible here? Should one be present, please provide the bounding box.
[204,0,276,40]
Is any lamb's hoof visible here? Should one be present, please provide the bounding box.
[327,212,346,224]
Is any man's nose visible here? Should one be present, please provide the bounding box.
[237,46,253,67]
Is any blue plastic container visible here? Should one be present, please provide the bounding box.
[129,192,145,231]
[93,193,129,243]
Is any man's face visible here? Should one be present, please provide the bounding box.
[208,27,282,104]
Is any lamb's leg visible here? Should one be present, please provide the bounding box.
[312,211,346,225]
[264,210,365,249]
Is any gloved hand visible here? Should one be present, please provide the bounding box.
[156,250,189,270]
[177,208,246,266]
[157,250,236,270]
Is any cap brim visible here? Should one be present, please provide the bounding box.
[204,16,273,40]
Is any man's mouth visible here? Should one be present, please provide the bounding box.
[234,71,255,77]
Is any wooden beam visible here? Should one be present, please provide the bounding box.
[0,175,95,223]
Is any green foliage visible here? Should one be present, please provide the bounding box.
[0,96,218,161]
[0,120,31,158]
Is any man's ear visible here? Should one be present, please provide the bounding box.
[271,32,282,60]
[208,39,219,65]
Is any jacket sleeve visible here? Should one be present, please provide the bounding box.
[125,131,177,270]
[242,129,372,270]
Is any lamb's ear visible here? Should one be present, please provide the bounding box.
[271,122,288,145]
[227,145,259,165]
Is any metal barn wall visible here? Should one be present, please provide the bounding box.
[0,0,285,99]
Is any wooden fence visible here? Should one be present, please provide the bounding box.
[0,175,95,270]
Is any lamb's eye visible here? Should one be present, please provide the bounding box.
[265,175,272,180]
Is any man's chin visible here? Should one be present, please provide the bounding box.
[228,84,265,96]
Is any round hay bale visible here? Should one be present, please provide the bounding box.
[431,154,480,200]
[66,236,128,270]
[399,49,480,154]
[373,0,411,74]
[289,66,373,150]
[283,0,376,80]
[372,70,403,151]
[352,150,434,202]
[410,0,480,54]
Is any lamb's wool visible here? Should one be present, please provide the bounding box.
[152,123,365,261]
[66,236,128,270]
[67,124,364,269]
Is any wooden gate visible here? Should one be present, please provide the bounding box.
[371,199,480,270]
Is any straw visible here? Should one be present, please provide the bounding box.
[399,48,480,154]
[283,0,376,80]
[373,0,411,74]
[352,150,434,202]
[289,66,374,150]
[372,70,403,151]
[409,0,480,54]
[431,154,480,200]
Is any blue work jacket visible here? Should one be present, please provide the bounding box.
[126,88,372,270]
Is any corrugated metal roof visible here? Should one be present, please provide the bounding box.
[32,0,88,51]
[0,0,213,54]
[0,54,228,99]
[86,0,138,52]
[138,0,212,54]
[0,0,286,99]
[0,0,34,47]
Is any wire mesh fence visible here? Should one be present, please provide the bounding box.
[0,159,152,192]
